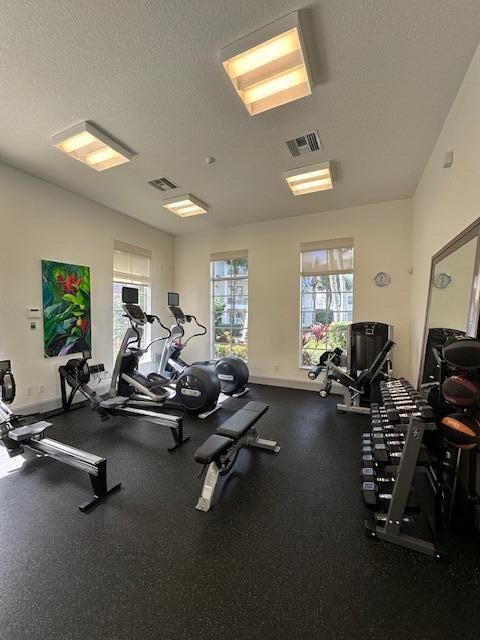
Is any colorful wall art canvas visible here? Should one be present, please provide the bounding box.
[42,260,92,357]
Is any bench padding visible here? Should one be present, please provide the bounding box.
[216,402,268,439]
[194,434,232,465]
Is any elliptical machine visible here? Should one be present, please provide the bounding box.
[109,287,221,417]
[157,292,249,397]
[59,349,189,451]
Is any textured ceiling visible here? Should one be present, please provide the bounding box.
[0,0,479,235]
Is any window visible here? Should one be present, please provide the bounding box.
[210,251,248,361]
[300,238,354,367]
[113,242,151,363]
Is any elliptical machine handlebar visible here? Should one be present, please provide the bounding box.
[182,314,207,347]
[143,314,173,351]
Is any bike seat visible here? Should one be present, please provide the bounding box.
[9,420,51,442]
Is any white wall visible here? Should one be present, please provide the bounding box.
[0,162,174,409]
[411,43,480,381]
[174,199,412,385]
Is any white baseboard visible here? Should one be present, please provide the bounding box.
[13,376,340,413]
[13,383,111,415]
[250,375,342,395]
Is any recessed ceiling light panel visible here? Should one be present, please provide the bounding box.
[221,11,311,116]
[162,194,208,218]
[52,121,132,171]
[284,162,333,196]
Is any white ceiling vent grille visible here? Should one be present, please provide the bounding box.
[286,130,322,157]
[148,177,179,192]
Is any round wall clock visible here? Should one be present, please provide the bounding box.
[374,272,391,287]
[433,273,452,289]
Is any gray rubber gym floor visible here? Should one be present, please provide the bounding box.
[1,384,480,640]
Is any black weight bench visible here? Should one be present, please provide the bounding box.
[194,401,280,512]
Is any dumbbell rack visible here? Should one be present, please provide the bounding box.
[364,378,440,558]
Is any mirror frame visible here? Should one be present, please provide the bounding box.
[418,217,480,387]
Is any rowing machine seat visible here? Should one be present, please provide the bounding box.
[194,434,233,465]
[9,420,51,442]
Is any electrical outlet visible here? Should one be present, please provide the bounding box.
[38,385,46,394]
[274,364,279,372]
[25,386,33,397]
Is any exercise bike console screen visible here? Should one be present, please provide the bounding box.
[168,292,179,307]
[168,292,186,322]
[122,287,139,304]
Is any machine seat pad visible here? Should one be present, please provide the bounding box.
[330,370,362,391]
[9,420,51,442]
[195,434,233,464]
[216,402,268,439]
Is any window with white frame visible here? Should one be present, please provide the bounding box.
[210,251,248,361]
[113,242,152,363]
[300,239,354,367]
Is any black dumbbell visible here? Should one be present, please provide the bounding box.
[361,467,396,483]
[361,481,419,511]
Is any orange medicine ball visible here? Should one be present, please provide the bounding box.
[441,414,480,449]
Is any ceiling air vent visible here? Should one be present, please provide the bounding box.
[148,177,179,192]
[286,130,323,157]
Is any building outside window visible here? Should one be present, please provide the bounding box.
[210,251,248,360]
[300,239,354,367]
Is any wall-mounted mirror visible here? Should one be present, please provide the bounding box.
[419,220,480,386]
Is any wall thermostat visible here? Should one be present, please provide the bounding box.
[374,272,391,287]
[433,273,452,289]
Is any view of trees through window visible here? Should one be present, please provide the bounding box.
[300,247,353,367]
[211,257,248,360]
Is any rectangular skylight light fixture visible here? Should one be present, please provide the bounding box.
[52,121,132,171]
[220,11,311,116]
[162,195,207,218]
[284,162,333,196]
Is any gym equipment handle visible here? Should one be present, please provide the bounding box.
[308,365,323,380]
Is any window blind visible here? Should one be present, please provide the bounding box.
[210,249,248,262]
[300,237,354,276]
[113,241,151,285]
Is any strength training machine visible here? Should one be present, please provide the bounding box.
[308,322,394,414]
[0,360,121,511]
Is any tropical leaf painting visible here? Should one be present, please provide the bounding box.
[42,260,92,357]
